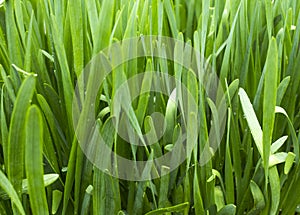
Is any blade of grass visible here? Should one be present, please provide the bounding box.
[276,76,290,105]
[0,85,9,166]
[7,75,36,201]
[0,169,25,215]
[25,105,49,214]
[238,88,263,158]
[93,0,115,53]
[0,174,59,200]
[249,180,265,214]
[269,166,280,214]
[163,0,178,37]
[144,202,189,215]
[68,0,83,76]
[80,185,93,215]
[50,14,74,139]
[262,37,278,183]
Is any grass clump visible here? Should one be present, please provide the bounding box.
[0,0,300,214]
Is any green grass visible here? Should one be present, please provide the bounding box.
[0,0,300,214]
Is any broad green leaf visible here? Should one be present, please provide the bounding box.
[25,105,48,214]
[8,75,36,199]
[263,37,278,179]
[238,88,263,157]
[269,152,288,167]
[269,166,280,214]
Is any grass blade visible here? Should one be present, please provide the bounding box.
[238,88,263,157]
[7,75,36,200]
[25,105,49,214]
[0,170,25,215]
[144,202,189,215]
[263,37,278,182]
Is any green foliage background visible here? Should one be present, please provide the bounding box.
[0,0,300,214]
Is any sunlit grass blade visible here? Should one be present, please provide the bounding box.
[263,37,278,182]
[238,88,263,157]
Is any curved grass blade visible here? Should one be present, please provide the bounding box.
[275,106,299,162]
[271,136,288,154]
[276,76,290,105]
[249,180,265,214]
[0,170,25,215]
[0,174,59,200]
[8,75,36,200]
[144,202,189,215]
[217,204,236,215]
